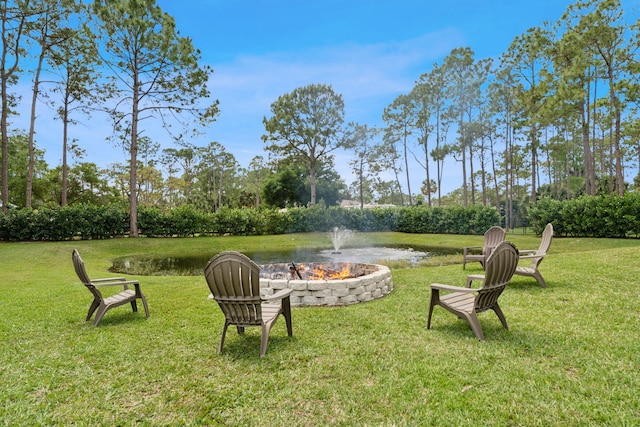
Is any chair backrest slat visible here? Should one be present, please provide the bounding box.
[530,223,554,268]
[476,241,519,311]
[484,226,506,248]
[204,251,263,325]
[72,249,103,300]
[72,250,91,284]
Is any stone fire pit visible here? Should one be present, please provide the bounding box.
[259,262,393,307]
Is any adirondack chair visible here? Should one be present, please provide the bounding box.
[204,251,293,357]
[462,226,506,270]
[514,223,553,287]
[72,249,150,326]
[428,241,519,340]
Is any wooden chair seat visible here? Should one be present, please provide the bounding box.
[73,250,150,326]
[428,241,519,340]
[440,292,476,313]
[514,223,553,287]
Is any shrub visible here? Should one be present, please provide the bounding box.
[6,195,640,241]
[138,207,171,237]
[395,205,499,235]
[169,205,208,237]
[527,193,640,237]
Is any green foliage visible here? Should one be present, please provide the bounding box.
[260,208,294,235]
[528,193,640,237]
[168,205,209,237]
[396,205,500,235]
[0,208,36,241]
[7,194,640,241]
[261,161,346,208]
[261,166,306,208]
[0,205,127,241]
[138,207,171,237]
[3,134,50,207]
[211,207,254,236]
[263,83,347,206]
[74,204,128,239]
[92,0,219,236]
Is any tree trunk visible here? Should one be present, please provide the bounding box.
[530,124,538,203]
[358,157,364,209]
[469,143,475,205]
[424,136,432,207]
[612,91,624,196]
[1,75,9,213]
[61,97,69,206]
[460,111,468,207]
[403,130,412,205]
[26,50,46,208]
[580,98,594,195]
[129,79,140,237]
[309,156,316,205]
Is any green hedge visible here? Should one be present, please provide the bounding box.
[4,194,639,241]
[0,204,505,241]
[527,193,640,237]
[395,205,500,235]
[0,205,129,241]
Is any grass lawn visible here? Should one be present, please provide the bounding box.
[1,232,639,426]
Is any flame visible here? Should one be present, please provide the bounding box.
[295,263,353,280]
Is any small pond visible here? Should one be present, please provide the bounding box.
[109,244,459,276]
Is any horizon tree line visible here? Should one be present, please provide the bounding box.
[2,0,639,233]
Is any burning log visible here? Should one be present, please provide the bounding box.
[260,262,365,280]
[289,262,303,279]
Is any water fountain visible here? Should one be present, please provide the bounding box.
[329,226,354,254]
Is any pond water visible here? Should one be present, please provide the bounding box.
[109,244,458,276]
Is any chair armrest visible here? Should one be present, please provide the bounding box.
[263,288,293,301]
[92,280,140,288]
[430,283,477,293]
[518,250,536,255]
[466,274,484,288]
[92,277,127,282]
[463,245,483,256]
[519,254,544,260]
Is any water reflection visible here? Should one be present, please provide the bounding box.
[110,244,457,276]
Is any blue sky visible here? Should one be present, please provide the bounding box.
[29,0,627,195]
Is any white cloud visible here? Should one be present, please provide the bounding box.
[207,28,465,170]
[13,28,466,195]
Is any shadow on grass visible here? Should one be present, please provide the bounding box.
[205,328,297,360]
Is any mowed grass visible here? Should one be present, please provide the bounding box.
[1,232,639,426]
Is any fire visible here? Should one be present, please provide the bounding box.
[294,262,354,280]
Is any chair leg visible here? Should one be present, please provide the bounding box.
[218,322,230,354]
[534,272,547,288]
[140,295,150,318]
[465,312,485,341]
[86,299,100,321]
[92,305,108,326]
[282,297,293,336]
[130,300,138,312]
[492,303,509,330]
[260,324,270,357]
[426,290,439,329]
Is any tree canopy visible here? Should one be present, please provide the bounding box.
[262,83,349,206]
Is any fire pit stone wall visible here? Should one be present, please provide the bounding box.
[259,263,393,307]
